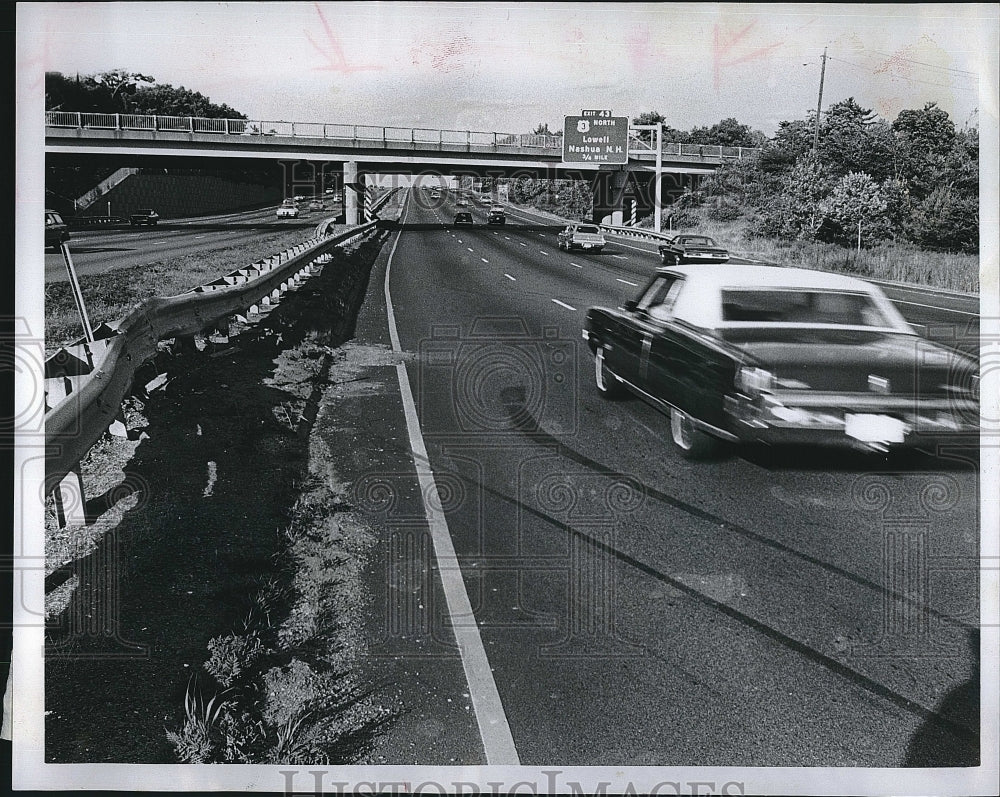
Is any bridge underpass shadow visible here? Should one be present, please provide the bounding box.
[44,230,394,764]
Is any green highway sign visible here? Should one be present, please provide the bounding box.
[562,112,629,164]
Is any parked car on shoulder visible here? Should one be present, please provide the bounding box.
[45,209,69,249]
[129,208,159,226]
[454,211,474,227]
[658,233,729,265]
[276,200,299,218]
[583,264,979,459]
[558,223,606,252]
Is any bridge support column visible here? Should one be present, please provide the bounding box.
[591,170,629,226]
[344,161,366,226]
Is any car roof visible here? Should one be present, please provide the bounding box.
[659,263,880,290]
[655,264,913,332]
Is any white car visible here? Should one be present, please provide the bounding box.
[276,202,299,219]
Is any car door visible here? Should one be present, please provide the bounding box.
[644,281,734,428]
[607,275,681,387]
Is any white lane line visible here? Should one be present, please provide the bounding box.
[504,236,511,240]
[383,193,520,766]
[570,262,583,269]
[481,258,489,263]
[467,247,474,252]
[552,299,577,311]
[519,242,527,247]
[539,251,549,256]
[611,254,628,260]
[616,278,639,286]
[194,235,206,239]
[504,273,517,281]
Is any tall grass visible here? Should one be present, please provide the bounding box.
[657,210,980,293]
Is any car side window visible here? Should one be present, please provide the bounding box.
[636,276,683,319]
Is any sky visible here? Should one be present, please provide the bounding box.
[18,2,998,137]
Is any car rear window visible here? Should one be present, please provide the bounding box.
[577,225,600,234]
[720,289,890,326]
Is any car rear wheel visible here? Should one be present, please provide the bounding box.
[595,346,626,398]
[669,407,723,460]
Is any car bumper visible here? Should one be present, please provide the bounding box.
[726,392,979,450]
[682,253,729,262]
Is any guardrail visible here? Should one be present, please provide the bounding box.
[44,221,381,526]
[45,111,760,160]
[597,222,673,243]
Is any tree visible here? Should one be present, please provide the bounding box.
[756,156,830,240]
[820,172,889,249]
[818,98,896,181]
[128,83,246,118]
[533,122,553,136]
[688,117,761,148]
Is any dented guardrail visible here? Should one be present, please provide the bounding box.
[44,221,380,522]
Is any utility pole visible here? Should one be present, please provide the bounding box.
[812,47,828,154]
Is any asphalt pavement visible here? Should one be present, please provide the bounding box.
[330,189,982,766]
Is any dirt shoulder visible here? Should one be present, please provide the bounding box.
[45,228,397,763]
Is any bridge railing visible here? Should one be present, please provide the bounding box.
[45,111,760,159]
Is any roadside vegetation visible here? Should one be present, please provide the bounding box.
[500,101,980,292]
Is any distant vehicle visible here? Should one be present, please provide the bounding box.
[276,200,299,218]
[309,200,325,211]
[456,199,469,207]
[454,211,474,227]
[558,223,606,252]
[129,208,159,226]
[45,209,69,249]
[658,234,729,265]
[583,264,979,459]
[431,191,441,199]
[293,194,305,202]
[487,207,506,225]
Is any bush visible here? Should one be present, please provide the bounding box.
[204,632,264,687]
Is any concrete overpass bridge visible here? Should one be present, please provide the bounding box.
[45,111,760,225]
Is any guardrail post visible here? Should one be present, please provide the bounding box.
[115,113,121,130]
[188,116,193,133]
[54,465,87,527]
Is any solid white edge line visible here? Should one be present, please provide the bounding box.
[382,191,520,766]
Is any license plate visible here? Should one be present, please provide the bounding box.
[845,414,907,443]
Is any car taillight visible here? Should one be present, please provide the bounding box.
[735,366,775,395]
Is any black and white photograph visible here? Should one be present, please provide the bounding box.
[11,2,999,794]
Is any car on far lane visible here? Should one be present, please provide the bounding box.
[658,233,729,265]
[309,200,325,211]
[558,223,606,252]
[276,200,300,219]
[454,211,474,227]
[45,209,69,249]
[583,264,979,459]
[456,198,470,207]
[129,208,160,226]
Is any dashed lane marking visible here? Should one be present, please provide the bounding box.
[551,299,577,311]
[570,262,583,269]
[504,274,517,281]
[616,278,638,286]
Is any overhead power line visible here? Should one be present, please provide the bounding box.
[869,51,978,76]
[827,56,978,91]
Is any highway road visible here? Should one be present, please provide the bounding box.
[334,188,981,767]
[44,202,341,284]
